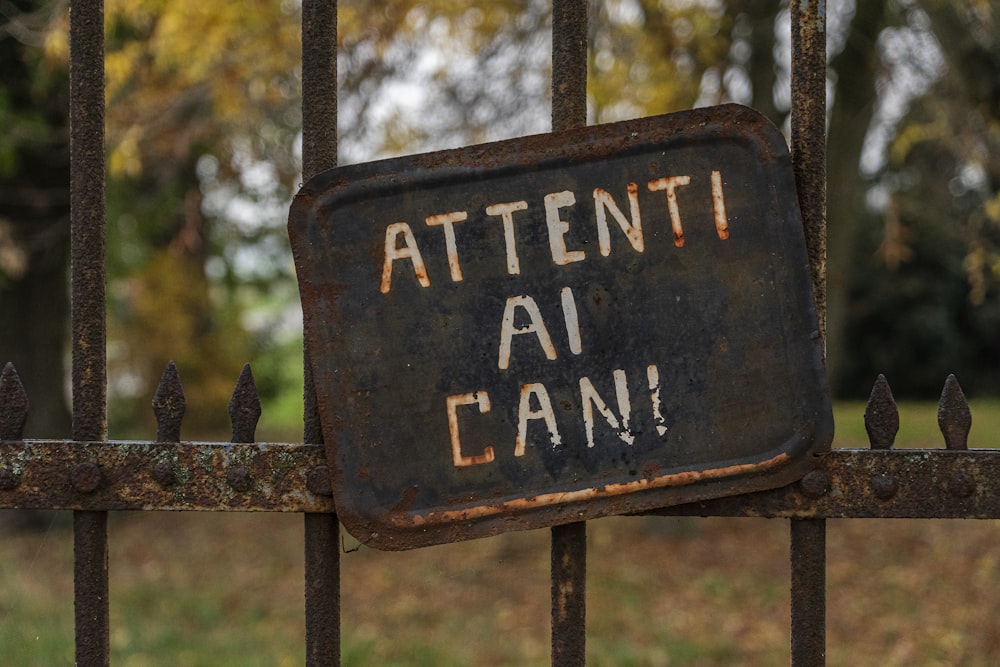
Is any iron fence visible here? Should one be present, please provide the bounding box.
[0,1,995,665]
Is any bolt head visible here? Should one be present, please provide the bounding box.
[227,465,251,492]
[151,461,176,487]
[871,473,898,500]
[947,472,975,499]
[306,466,333,496]
[72,462,102,494]
[799,469,830,498]
[0,468,19,491]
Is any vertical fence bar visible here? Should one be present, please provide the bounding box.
[790,0,828,337]
[550,2,588,665]
[789,518,826,664]
[70,0,109,664]
[789,2,827,666]
[301,1,340,665]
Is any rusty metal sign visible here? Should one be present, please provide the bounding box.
[288,104,833,550]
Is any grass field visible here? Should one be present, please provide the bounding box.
[2,400,999,665]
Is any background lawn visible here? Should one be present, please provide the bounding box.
[2,400,999,666]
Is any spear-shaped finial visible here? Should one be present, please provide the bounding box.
[152,361,186,442]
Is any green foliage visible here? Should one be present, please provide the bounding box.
[837,1,1000,398]
[7,0,1000,440]
[590,0,734,122]
[0,2,68,180]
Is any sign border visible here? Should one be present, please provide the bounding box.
[289,104,833,550]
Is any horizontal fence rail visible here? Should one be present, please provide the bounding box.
[1,364,993,519]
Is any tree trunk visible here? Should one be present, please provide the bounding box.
[0,2,72,438]
[825,0,891,394]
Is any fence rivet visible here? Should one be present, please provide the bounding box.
[871,473,898,500]
[151,461,176,487]
[72,462,102,493]
[0,468,19,490]
[799,469,830,498]
[306,465,333,496]
[227,465,251,492]
[947,472,975,499]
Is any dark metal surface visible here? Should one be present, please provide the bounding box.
[551,0,588,134]
[0,366,993,518]
[0,363,28,440]
[2,438,1000,518]
[301,1,341,662]
[790,0,828,345]
[791,518,826,666]
[0,439,332,511]
[550,4,589,663]
[789,3,828,664]
[551,520,587,667]
[653,448,1000,519]
[70,0,109,663]
[290,104,832,549]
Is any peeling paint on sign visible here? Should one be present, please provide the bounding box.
[289,104,833,550]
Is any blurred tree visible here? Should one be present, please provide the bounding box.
[98,0,304,435]
[4,0,999,447]
[838,0,1000,396]
[0,0,70,438]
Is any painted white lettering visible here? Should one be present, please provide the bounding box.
[380,222,430,293]
[543,190,586,266]
[594,183,644,256]
[498,295,558,370]
[484,201,528,275]
[516,383,562,455]
[425,211,468,283]
[710,170,730,240]
[647,175,692,247]
[580,369,634,447]
[646,364,668,436]
[447,391,495,467]
[560,286,583,356]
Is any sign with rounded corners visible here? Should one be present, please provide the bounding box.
[289,104,833,550]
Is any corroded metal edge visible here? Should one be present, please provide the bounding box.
[289,104,790,222]
[653,448,1000,519]
[1,442,999,520]
[398,452,793,528]
[289,102,833,549]
[0,440,332,511]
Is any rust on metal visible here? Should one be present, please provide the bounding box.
[300,1,342,661]
[0,362,29,441]
[230,363,262,443]
[789,5,828,665]
[72,461,103,494]
[153,361,186,443]
[0,441,999,518]
[864,374,899,450]
[790,517,826,667]
[551,520,586,667]
[798,469,830,498]
[938,374,971,450]
[290,104,833,550]
[69,0,110,663]
[395,453,793,527]
[0,440,332,511]
[551,4,589,656]
[870,473,898,500]
[651,448,1000,520]
[551,0,587,133]
[0,466,19,491]
[790,0,828,344]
